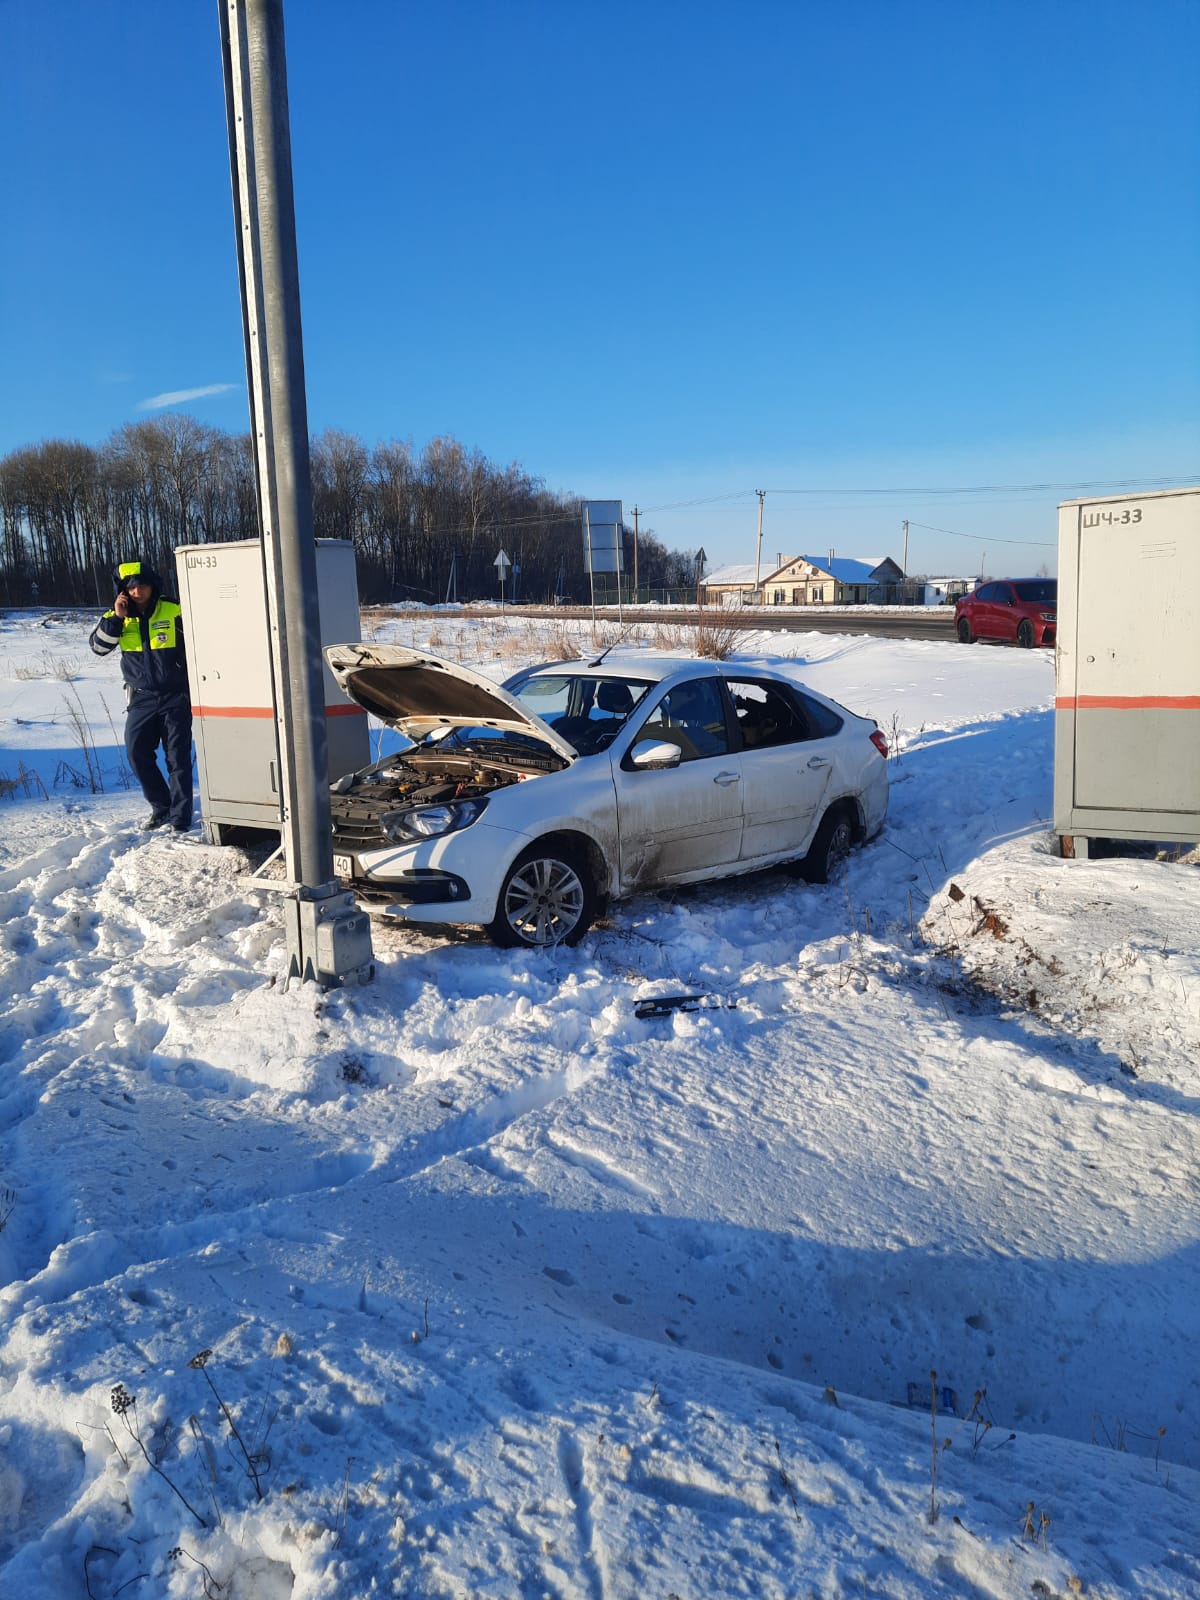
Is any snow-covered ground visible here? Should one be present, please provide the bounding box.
[1,606,1197,1600]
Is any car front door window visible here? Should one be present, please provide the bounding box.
[637,679,730,762]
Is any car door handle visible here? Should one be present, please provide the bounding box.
[806,756,831,770]
[713,770,741,786]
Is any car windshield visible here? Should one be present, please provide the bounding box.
[1011,581,1057,604]
[504,669,653,756]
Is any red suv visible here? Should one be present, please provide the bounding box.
[955,579,1057,647]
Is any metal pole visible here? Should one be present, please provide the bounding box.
[754,488,765,601]
[616,521,624,624]
[218,0,372,986]
[632,504,639,601]
[584,506,597,627]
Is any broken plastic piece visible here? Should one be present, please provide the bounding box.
[634,993,736,1019]
[906,1380,959,1415]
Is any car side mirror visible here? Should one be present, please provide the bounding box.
[630,739,682,770]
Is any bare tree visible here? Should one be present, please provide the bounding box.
[0,417,691,606]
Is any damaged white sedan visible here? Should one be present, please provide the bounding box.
[324,645,889,948]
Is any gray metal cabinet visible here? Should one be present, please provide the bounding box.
[175,539,370,843]
[1054,488,1200,854]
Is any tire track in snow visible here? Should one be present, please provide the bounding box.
[378,1058,609,1190]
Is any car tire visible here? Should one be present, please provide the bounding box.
[487,843,596,948]
[956,618,974,644]
[801,806,856,885]
[1016,619,1034,648]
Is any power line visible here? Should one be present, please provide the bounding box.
[330,471,1199,542]
[378,505,588,541]
[763,474,1198,497]
[906,519,1054,548]
[638,491,753,513]
[636,474,1197,517]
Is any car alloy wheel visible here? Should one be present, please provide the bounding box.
[956,618,973,643]
[1016,619,1034,648]
[489,846,594,948]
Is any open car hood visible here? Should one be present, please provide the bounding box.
[324,643,578,761]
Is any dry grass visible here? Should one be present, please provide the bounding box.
[0,763,49,800]
[12,649,81,682]
[358,607,395,641]
[357,611,670,672]
[546,627,581,660]
[690,616,743,659]
[651,623,687,650]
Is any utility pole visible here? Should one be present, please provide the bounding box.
[902,518,909,603]
[632,505,640,601]
[218,0,372,987]
[753,489,765,602]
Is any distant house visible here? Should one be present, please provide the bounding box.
[919,576,972,605]
[762,554,906,606]
[700,563,763,606]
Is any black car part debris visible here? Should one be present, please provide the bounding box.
[634,993,737,1020]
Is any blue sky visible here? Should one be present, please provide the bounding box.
[4,0,1198,575]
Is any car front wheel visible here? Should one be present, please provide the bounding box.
[1016,619,1034,648]
[956,617,974,643]
[801,807,855,884]
[487,845,595,948]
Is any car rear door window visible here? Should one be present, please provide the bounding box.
[727,679,808,748]
[792,690,843,738]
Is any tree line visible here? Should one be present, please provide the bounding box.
[0,415,692,608]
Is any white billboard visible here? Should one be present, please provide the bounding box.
[581,500,624,575]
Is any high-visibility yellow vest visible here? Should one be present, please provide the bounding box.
[119,600,182,653]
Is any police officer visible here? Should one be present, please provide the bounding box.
[90,558,194,832]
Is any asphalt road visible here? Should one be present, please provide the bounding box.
[16,606,956,643]
[464,605,958,642]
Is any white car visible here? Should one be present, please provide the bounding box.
[324,645,890,948]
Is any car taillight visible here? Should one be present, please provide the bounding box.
[869,729,889,758]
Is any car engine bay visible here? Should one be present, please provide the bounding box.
[329,743,565,850]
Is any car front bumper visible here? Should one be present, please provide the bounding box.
[333,821,521,926]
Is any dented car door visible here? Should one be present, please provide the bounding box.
[611,677,744,886]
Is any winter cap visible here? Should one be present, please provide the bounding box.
[115,559,162,593]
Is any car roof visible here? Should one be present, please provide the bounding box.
[520,652,718,685]
[521,651,817,686]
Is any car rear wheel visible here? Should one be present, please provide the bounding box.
[1016,619,1034,648]
[801,807,855,885]
[487,844,595,948]
[956,618,973,643]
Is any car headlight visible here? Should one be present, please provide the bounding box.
[380,797,487,842]
[1040,612,1056,621]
